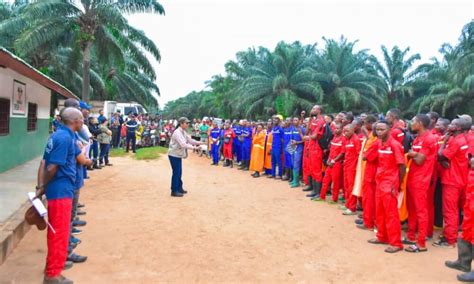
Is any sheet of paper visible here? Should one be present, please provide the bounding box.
[28,192,48,217]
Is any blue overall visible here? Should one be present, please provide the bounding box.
[241,127,252,162]
[232,126,242,162]
[271,126,284,177]
[283,126,294,169]
[210,127,221,165]
[291,126,304,172]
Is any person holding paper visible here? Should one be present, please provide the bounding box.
[168,117,204,197]
[35,107,85,284]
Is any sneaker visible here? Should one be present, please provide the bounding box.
[342,209,357,215]
[67,253,88,263]
[71,227,82,235]
[433,237,455,248]
[43,274,73,284]
[77,203,85,208]
[356,224,373,231]
[70,236,81,245]
[72,220,87,227]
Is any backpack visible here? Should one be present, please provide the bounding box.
[318,123,334,150]
[397,127,414,153]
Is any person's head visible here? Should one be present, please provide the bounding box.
[324,114,334,124]
[448,119,463,135]
[292,117,300,127]
[212,120,218,128]
[386,108,401,124]
[342,112,354,126]
[284,117,292,127]
[343,124,355,138]
[359,113,368,123]
[256,123,264,132]
[266,119,272,129]
[375,121,391,141]
[458,114,473,132]
[352,118,363,133]
[273,115,282,126]
[427,111,439,129]
[60,107,84,131]
[435,118,450,134]
[64,98,80,109]
[310,105,323,117]
[178,117,190,130]
[335,112,344,123]
[224,121,230,129]
[101,118,108,125]
[364,115,377,131]
[334,122,343,136]
[99,109,104,115]
[411,113,430,133]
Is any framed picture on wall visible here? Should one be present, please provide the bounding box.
[12,80,26,115]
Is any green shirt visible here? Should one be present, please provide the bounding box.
[199,124,209,139]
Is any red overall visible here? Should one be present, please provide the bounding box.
[308,116,325,182]
[374,137,405,248]
[362,136,378,229]
[462,170,474,244]
[406,131,437,247]
[427,133,444,237]
[223,128,236,160]
[320,135,344,201]
[45,198,72,278]
[441,134,469,245]
[342,134,361,212]
[390,120,405,145]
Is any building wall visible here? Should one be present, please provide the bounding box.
[0,67,51,173]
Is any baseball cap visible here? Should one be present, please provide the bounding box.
[79,101,92,110]
[178,117,190,124]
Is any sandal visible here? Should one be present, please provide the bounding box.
[402,237,416,245]
[385,246,403,253]
[405,244,428,253]
[368,238,388,245]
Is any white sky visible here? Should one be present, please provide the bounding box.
[127,0,473,107]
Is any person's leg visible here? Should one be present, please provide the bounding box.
[320,166,333,200]
[169,156,180,193]
[427,174,436,238]
[344,168,357,212]
[434,177,443,227]
[104,144,110,165]
[271,151,277,177]
[331,163,342,202]
[406,185,418,242]
[415,185,429,248]
[277,149,283,177]
[132,135,136,152]
[99,143,106,165]
[45,198,72,278]
[375,190,388,243]
[126,134,131,152]
[362,179,376,228]
[384,193,403,249]
[443,185,461,245]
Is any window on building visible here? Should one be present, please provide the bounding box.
[0,99,9,135]
[27,103,37,132]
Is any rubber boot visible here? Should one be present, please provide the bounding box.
[302,176,313,192]
[290,170,299,188]
[307,180,321,198]
[446,239,472,273]
[223,159,229,167]
[282,168,289,181]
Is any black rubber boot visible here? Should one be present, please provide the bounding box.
[446,239,472,273]
[306,180,321,198]
[288,169,293,184]
[244,160,250,171]
[302,176,313,191]
[223,159,229,167]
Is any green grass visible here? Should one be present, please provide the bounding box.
[108,146,168,160]
[135,146,168,160]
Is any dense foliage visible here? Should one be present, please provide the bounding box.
[0,0,164,110]
[163,21,473,119]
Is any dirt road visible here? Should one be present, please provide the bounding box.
[0,153,460,283]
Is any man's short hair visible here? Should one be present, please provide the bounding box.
[415,113,431,128]
[427,111,439,122]
[365,115,377,124]
[388,108,401,119]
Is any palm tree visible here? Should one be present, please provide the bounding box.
[313,37,387,113]
[369,45,421,109]
[0,0,164,102]
[409,21,473,117]
[237,41,323,118]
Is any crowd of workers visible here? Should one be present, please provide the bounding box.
[187,106,473,282]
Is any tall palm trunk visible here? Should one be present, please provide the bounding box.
[81,41,93,102]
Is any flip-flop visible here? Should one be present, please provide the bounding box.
[385,246,403,253]
[405,245,428,253]
[368,238,388,245]
[402,238,416,245]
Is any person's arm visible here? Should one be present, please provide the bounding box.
[36,159,46,197]
[398,163,406,185]
[185,132,202,146]
[174,129,197,150]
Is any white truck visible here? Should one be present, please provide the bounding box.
[115,102,147,116]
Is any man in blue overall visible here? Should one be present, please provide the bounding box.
[239,120,252,171]
[282,118,294,181]
[125,114,138,153]
[269,115,284,179]
[210,121,221,165]
[232,120,243,165]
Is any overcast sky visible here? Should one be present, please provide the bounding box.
[126,0,473,107]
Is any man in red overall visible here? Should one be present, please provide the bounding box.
[386,108,405,145]
[404,114,437,253]
[303,105,325,198]
[368,120,405,253]
[434,118,469,248]
[316,123,344,203]
[222,121,236,168]
[340,123,361,215]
